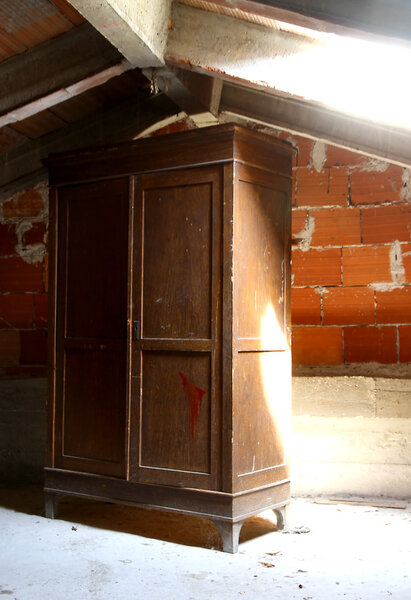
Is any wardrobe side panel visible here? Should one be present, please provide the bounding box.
[232,164,292,491]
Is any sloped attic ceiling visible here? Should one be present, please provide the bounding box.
[1,0,410,196]
[0,0,178,195]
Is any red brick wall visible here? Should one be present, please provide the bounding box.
[289,135,410,366]
[0,127,410,374]
[0,184,48,376]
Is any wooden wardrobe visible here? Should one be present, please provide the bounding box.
[44,124,293,552]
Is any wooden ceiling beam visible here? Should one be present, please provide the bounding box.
[220,83,411,167]
[0,23,131,128]
[180,0,411,42]
[143,66,222,117]
[0,61,132,129]
[0,91,178,194]
[240,0,411,42]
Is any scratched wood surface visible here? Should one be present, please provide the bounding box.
[234,177,286,343]
[130,167,222,490]
[232,164,292,492]
[141,172,213,340]
[140,351,211,473]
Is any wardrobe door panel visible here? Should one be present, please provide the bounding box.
[142,181,212,340]
[63,348,124,463]
[54,179,130,477]
[140,351,211,474]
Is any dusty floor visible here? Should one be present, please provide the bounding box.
[0,486,410,599]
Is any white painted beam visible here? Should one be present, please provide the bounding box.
[67,0,172,67]
[167,3,411,133]
[167,4,312,86]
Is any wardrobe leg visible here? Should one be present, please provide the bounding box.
[211,519,244,553]
[273,504,289,531]
[44,492,59,519]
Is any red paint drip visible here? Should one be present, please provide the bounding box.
[179,370,205,440]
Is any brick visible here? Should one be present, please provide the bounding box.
[0,330,20,365]
[292,326,343,365]
[402,243,411,283]
[150,119,193,137]
[324,145,367,168]
[292,248,341,286]
[362,204,411,244]
[344,326,397,363]
[0,294,34,328]
[296,167,348,207]
[35,293,48,326]
[295,138,313,167]
[0,256,44,292]
[2,188,44,218]
[399,326,411,362]
[350,165,403,205]
[376,288,411,324]
[342,246,391,286]
[292,208,307,238]
[20,329,47,365]
[291,288,321,325]
[323,287,375,325]
[310,207,361,247]
[3,365,47,377]
[0,223,17,255]
[22,222,45,246]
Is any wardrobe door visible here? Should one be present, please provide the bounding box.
[130,167,222,490]
[54,178,130,477]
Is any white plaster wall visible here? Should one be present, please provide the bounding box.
[291,376,411,498]
[1,375,410,498]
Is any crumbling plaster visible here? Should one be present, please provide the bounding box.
[0,182,48,265]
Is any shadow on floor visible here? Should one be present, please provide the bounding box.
[0,484,279,550]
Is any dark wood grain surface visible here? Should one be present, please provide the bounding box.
[46,124,293,550]
[54,178,129,477]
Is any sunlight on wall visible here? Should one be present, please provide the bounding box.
[259,304,291,461]
[250,27,411,131]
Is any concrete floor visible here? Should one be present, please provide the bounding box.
[0,486,410,599]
